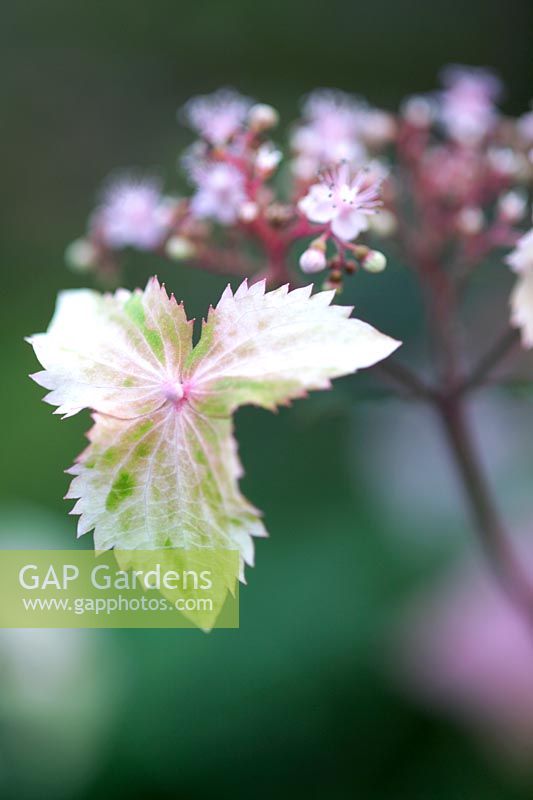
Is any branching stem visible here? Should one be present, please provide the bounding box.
[458,327,521,395]
[372,241,530,618]
[373,360,436,401]
[437,394,533,618]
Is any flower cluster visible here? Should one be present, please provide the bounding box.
[66,87,394,292]
[68,69,533,342]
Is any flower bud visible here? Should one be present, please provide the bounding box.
[65,238,97,273]
[498,191,527,224]
[351,244,370,260]
[255,144,282,176]
[248,104,279,132]
[456,207,483,236]
[488,147,520,178]
[299,247,327,274]
[361,249,387,273]
[166,236,196,260]
[239,201,259,223]
[401,96,435,128]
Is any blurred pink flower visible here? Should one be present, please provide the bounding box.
[394,553,533,762]
[439,65,502,145]
[298,163,382,241]
[189,162,247,225]
[182,88,253,145]
[291,89,367,179]
[359,108,397,146]
[422,145,482,204]
[93,178,169,250]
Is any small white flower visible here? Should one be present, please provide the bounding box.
[298,163,382,242]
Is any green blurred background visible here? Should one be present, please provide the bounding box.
[1,1,533,797]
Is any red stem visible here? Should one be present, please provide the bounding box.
[437,394,533,619]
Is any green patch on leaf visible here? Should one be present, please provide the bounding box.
[106,470,135,511]
[124,294,165,363]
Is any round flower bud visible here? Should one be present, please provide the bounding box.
[239,201,259,223]
[361,249,387,274]
[248,104,279,132]
[65,238,97,273]
[166,236,196,261]
[488,147,520,178]
[255,144,282,177]
[401,96,435,128]
[299,247,327,274]
[457,207,483,236]
[498,191,527,224]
